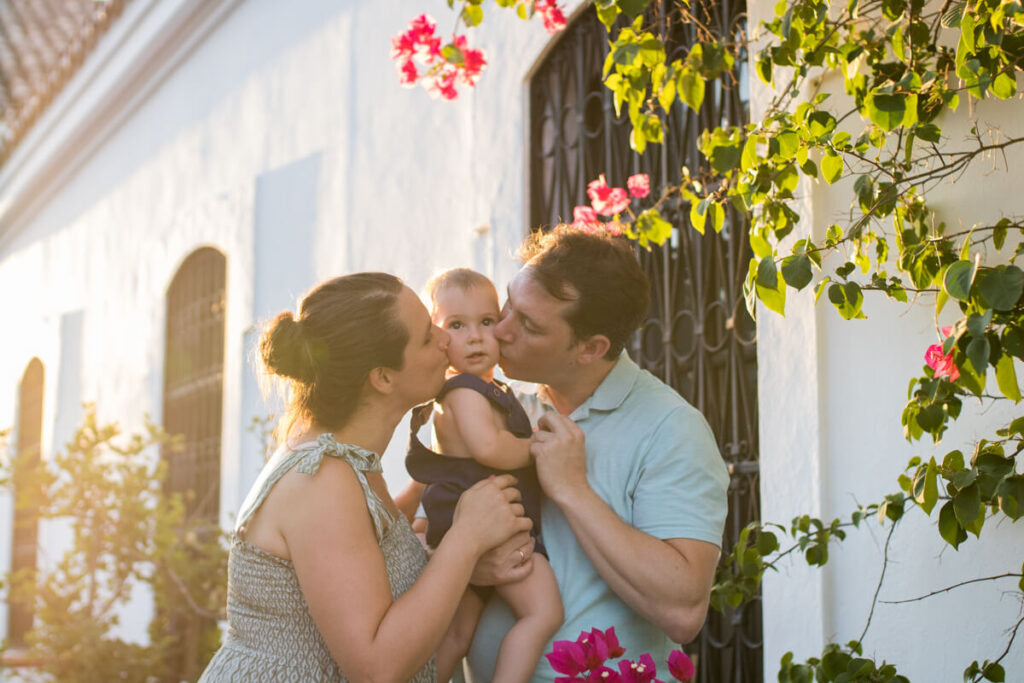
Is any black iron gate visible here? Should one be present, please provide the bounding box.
[528,4,761,681]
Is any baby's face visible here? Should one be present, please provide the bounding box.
[432,285,501,378]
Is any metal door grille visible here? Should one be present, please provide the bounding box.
[161,247,226,523]
[528,5,761,681]
[8,357,44,646]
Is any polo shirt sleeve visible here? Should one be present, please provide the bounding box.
[631,404,730,547]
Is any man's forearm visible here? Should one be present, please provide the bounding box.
[554,486,718,644]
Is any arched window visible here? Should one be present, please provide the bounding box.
[162,247,226,523]
[529,5,761,681]
[8,357,44,646]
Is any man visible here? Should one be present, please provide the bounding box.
[466,226,730,681]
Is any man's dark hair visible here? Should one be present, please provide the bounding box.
[520,226,650,359]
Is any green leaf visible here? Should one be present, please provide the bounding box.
[708,202,725,233]
[914,458,939,515]
[678,67,706,112]
[943,260,976,300]
[757,256,778,289]
[756,257,787,316]
[828,281,866,320]
[983,662,1006,682]
[997,476,1024,520]
[461,4,484,26]
[633,209,674,248]
[821,153,843,184]
[710,144,742,174]
[865,92,907,131]
[756,52,773,86]
[995,355,1022,402]
[991,71,1017,99]
[690,198,709,234]
[938,500,967,548]
[441,43,466,65]
[596,2,621,30]
[967,335,991,375]
[750,232,773,259]
[776,163,799,194]
[977,265,1024,310]
[781,254,813,290]
[993,218,1010,251]
[953,483,981,528]
[1003,327,1024,360]
[612,42,642,67]
[616,0,649,18]
[916,123,941,142]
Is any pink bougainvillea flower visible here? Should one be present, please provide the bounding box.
[627,173,650,198]
[572,205,602,234]
[587,174,631,216]
[602,627,626,658]
[397,59,418,87]
[537,0,568,33]
[424,68,459,100]
[925,344,960,381]
[667,650,695,682]
[460,45,487,85]
[547,640,589,677]
[391,16,486,99]
[587,666,623,682]
[925,325,960,381]
[618,654,661,683]
[576,627,611,669]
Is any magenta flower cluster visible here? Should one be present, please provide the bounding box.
[391,3,565,100]
[390,15,487,100]
[924,325,960,381]
[545,627,695,683]
[571,173,650,235]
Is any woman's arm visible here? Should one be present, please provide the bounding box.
[280,460,530,682]
[441,388,533,469]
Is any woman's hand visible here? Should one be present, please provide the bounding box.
[470,531,536,586]
[451,474,533,555]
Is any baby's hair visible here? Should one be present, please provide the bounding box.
[424,267,498,317]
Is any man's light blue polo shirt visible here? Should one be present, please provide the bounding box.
[465,352,729,682]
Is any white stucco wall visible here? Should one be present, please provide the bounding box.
[752,0,1024,679]
[0,0,580,647]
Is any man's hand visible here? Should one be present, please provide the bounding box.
[469,531,535,586]
[531,411,590,504]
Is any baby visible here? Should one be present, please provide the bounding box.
[406,267,563,683]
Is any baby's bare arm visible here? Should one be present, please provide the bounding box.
[441,388,533,469]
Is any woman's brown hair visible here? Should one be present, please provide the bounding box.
[259,273,408,440]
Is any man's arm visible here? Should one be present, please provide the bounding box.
[531,412,721,644]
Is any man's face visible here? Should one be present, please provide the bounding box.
[494,267,577,384]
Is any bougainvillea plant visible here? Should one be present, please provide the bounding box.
[391,0,566,99]
[546,627,696,683]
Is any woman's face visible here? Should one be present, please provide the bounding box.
[391,286,451,406]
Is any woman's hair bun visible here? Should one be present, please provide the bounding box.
[260,311,319,382]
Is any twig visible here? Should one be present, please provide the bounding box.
[860,521,897,643]
[970,612,1024,683]
[881,573,1023,604]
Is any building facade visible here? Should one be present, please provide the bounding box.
[0,0,1020,680]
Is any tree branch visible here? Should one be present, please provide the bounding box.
[881,573,1023,604]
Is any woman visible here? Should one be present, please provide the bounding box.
[200,273,532,682]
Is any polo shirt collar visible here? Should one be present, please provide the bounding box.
[564,350,640,422]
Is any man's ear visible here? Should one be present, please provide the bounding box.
[575,334,611,365]
[366,366,395,395]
